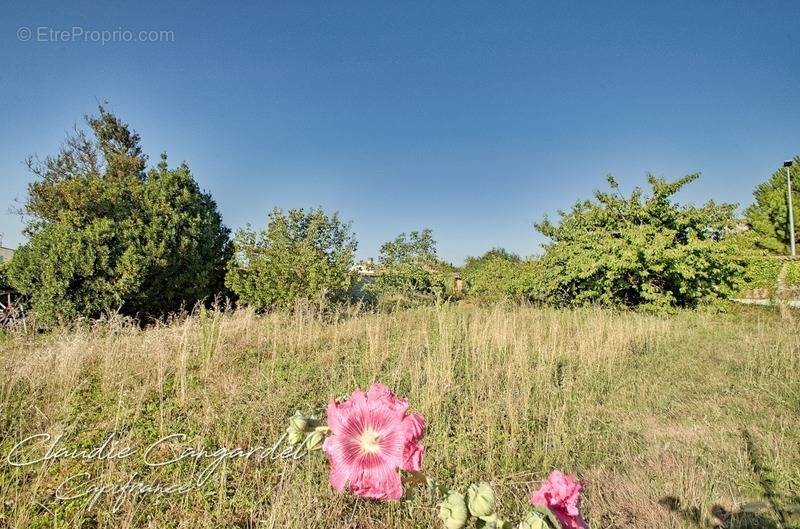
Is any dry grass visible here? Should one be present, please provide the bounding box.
[0,304,798,528]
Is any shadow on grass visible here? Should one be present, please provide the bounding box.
[658,430,799,529]
[660,496,779,529]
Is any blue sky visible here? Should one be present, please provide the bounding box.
[2,1,799,264]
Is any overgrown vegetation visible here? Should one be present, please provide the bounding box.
[0,305,797,528]
[367,229,457,306]
[0,261,10,293]
[462,249,541,302]
[6,107,230,326]
[3,107,799,324]
[534,174,744,311]
[745,156,800,254]
[225,208,357,310]
[738,257,785,298]
[2,107,799,529]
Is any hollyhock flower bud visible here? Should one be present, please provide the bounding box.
[438,491,468,529]
[289,411,309,431]
[517,511,550,529]
[305,430,324,451]
[286,424,304,445]
[467,482,496,518]
[476,513,502,528]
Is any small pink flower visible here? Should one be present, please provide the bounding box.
[530,470,588,529]
[322,383,426,500]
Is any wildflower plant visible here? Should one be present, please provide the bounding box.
[284,383,588,528]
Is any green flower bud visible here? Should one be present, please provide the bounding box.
[289,411,309,431]
[517,511,549,529]
[467,482,496,519]
[305,430,324,451]
[286,424,304,445]
[438,491,468,529]
[476,514,512,528]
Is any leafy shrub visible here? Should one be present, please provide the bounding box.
[225,208,357,310]
[737,257,782,297]
[367,229,455,306]
[534,174,745,311]
[7,107,230,326]
[0,260,10,293]
[785,260,800,288]
[462,249,543,302]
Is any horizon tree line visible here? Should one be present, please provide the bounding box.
[0,107,795,325]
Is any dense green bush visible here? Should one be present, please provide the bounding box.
[367,229,455,306]
[737,257,783,296]
[534,174,745,311]
[462,249,543,302]
[7,107,230,325]
[225,208,357,310]
[784,260,800,288]
[0,260,10,293]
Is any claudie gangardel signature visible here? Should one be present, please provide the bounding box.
[5,431,316,511]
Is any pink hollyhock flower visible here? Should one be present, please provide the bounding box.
[322,383,426,500]
[530,470,588,529]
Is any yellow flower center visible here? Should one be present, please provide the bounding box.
[357,428,382,454]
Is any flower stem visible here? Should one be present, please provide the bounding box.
[403,470,450,496]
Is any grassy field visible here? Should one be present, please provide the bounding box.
[0,304,798,529]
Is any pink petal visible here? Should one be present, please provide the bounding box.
[401,442,425,472]
[530,471,587,529]
[349,466,404,500]
[402,413,425,440]
[530,489,547,506]
[367,383,409,417]
[326,398,354,434]
[329,460,348,491]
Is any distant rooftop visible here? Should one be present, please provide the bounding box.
[0,246,15,263]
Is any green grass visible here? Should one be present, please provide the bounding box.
[0,305,798,528]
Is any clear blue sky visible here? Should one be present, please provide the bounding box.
[2,1,799,264]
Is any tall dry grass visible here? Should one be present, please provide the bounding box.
[0,304,798,528]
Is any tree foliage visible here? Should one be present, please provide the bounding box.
[745,156,800,254]
[462,249,540,302]
[225,208,357,310]
[378,229,438,267]
[7,107,230,325]
[534,174,743,310]
[368,229,455,305]
[464,247,521,268]
[0,261,9,294]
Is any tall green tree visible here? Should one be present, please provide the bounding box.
[464,247,521,268]
[368,229,455,304]
[745,156,800,254]
[378,229,438,267]
[8,107,230,325]
[132,156,231,315]
[225,208,357,310]
[535,174,743,310]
